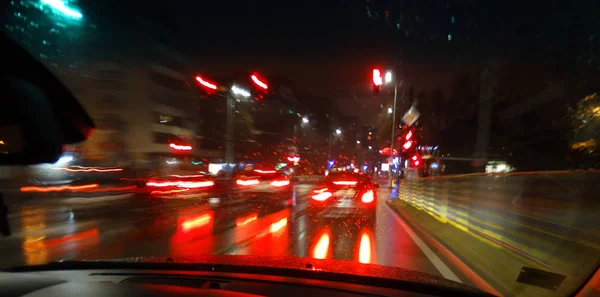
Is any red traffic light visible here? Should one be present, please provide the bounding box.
[251,73,268,90]
[195,75,217,90]
[411,154,421,167]
[372,69,383,86]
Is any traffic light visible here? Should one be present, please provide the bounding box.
[401,128,416,152]
[251,72,268,91]
[411,154,421,167]
[195,75,218,94]
[372,69,382,94]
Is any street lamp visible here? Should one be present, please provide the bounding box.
[387,107,393,114]
[302,117,309,124]
[385,71,392,84]
[335,128,342,135]
[231,85,250,98]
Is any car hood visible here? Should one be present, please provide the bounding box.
[6,255,492,296]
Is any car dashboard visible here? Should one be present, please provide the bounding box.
[1,268,466,297]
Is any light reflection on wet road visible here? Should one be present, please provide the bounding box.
[0,185,441,278]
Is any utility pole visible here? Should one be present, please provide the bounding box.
[388,82,401,187]
[225,94,235,176]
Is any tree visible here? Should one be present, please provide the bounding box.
[567,93,600,166]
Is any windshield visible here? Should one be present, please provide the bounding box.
[1,1,599,296]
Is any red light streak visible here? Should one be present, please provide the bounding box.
[311,191,332,201]
[178,181,214,188]
[270,218,287,233]
[236,214,258,227]
[43,228,99,247]
[150,189,189,195]
[333,181,357,186]
[147,181,180,187]
[236,179,260,186]
[254,169,276,174]
[84,185,137,193]
[181,213,212,231]
[195,76,217,90]
[251,74,268,89]
[146,180,214,189]
[20,184,99,193]
[312,231,330,259]
[406,130,413,140]
[169,174,206,178]
[169,143,193,151]
[270,180,290,187]
[313,187,328,194]
[287,156,300,162]
[361,190,375,203]
[359,232,372,263]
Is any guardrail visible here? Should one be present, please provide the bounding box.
[398,171,600,274]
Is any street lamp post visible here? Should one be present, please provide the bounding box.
[386,71,402,188]
[225,85,251,177]
[225,94,235,175]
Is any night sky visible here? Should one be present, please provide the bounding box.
[91,0,594,124]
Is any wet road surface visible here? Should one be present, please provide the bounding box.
[0,185,447,280]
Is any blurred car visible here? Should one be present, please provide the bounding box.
[232,168,294,206]
[143,172,226,203]
[309,171,378,220]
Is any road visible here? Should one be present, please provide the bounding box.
[0,184,454,282]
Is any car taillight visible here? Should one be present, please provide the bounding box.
[361,190,375,203]
[312,191,332,201]
[146,180,214,188]
[313,187,328,193]
[178,181,214,188]
[146,181,179,187]
[236,179,260,186]
[333,181,357,186]
[270,180,290,187]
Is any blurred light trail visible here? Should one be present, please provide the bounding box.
[251,74,268,89]
[53,166,123,172]
[150,189,189,195]
[333,181,357,186]
[358,232,372,263]
[254,169,276,174]
[312,232,330,259]
[270,180,290,187]
[21,184,99,193]
[195,76,217,90]
[236,179,260,186]
[232,85,251,97]
[236,214,258,227]
[169,143,193,151]
[270,218,287,233]
[181,213,212,231]
[41,0,82,19]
